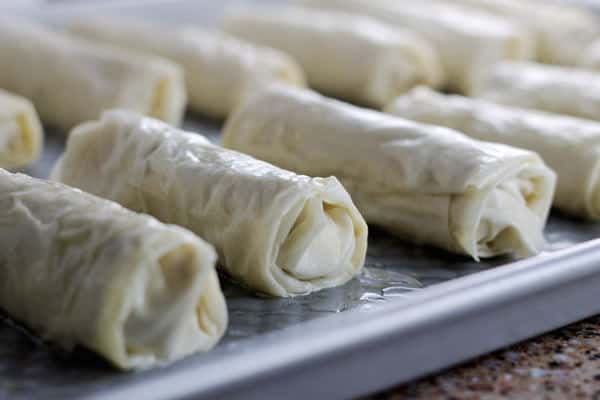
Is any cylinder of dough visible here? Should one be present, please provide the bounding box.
[0,18,186,131]
[222,5,443,108]
[67,16,305,119]
[223,85,556,260]
[51,110,368,297]
[0,169,227,370]
[386,87,600,219]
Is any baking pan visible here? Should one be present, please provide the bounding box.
[3,1,600,399]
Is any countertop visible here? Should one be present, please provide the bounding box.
[371,316,600,399]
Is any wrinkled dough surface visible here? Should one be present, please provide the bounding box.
[0,18,185,130]
[52,110,367,297]
[223,85,555,259]
[386,87,600,218]
[0,169,226,370]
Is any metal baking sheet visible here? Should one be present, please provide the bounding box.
[4,1,600,399]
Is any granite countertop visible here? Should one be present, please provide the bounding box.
[370,316,600,399]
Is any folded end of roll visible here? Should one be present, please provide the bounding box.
[0,94,44,169]
[147,64,187,127]
[96,231,227,370]
[451,159,556,260]
[365,41,445,108]
[267,177,368,297]
[463,25,536,96]
[235,52,307,114]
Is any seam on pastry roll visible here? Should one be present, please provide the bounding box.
[471,61,600,123]
[297,0,535,95]
[0,89,43,169]
[420,0,600,66]
[222,5,444,108]
[0,18,186,131]
[67,17,305,119]
[386,86,600,219]
[51,110,368,297]
[0,169,226,370]
[222,85,556,259]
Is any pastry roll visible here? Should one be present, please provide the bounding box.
[68,17,305,119]
[223,85,556,259]
[222,5,443,108]
[0,18,186,131]
[298,0,535,94]
[0,169,226,370]
[52,110,367,297]
[0,89,43,169]
[423,0,600,66]
[472,61,600,123]
[386,87,600,219]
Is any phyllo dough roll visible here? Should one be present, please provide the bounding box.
[473,62,600,123]
[0,18,185,131]
[222,5,443,108]
[0,169,226,370]
[423,0,600,66]
[386,87,600,219]
[52,111,367,297]
[223,85,556,259]
[68,17,305,119]
[0,89,43,169]
[298,0,535,95]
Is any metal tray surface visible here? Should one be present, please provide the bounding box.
[3,2,600,399]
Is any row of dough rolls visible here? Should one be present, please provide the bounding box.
[0,89,43,169]
[0,18,186,130]
[298,0,535,95]
[67,17,306,119]
[418,0,600,66]
[52,110,368,297]
[0,169,227,370]
[7,0,592,370]
[386,87,600,219]
[223,85,556,260]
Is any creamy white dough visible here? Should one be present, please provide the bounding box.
[386,87,600,219]
[0,18,186,131]
[0,169,227,370]
[222,5,443,108]
[298,0,535,94]
[420,0,599,66]
[51,110,367,297]
[0,89,43,169]
[68,16,305,119]
[472,61,600,123]
[223,85,556,259]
